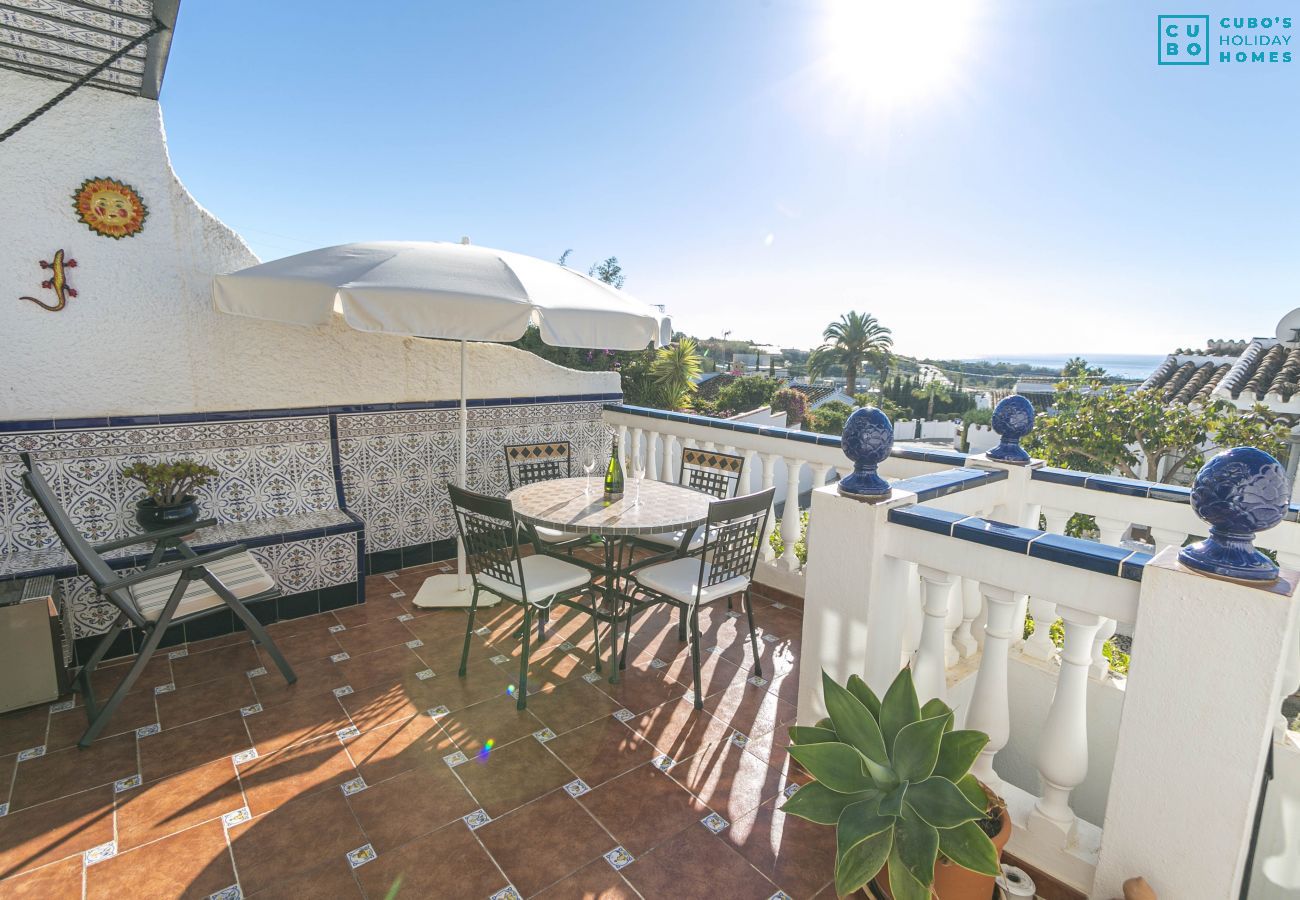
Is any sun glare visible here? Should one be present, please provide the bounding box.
[821,0,982,111]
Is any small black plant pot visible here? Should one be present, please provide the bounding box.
[135,496,200,532]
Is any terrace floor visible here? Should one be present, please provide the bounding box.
[0,551,828,899]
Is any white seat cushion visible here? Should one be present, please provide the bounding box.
[480,554,592,605]
[533,525,585,544]
[635,556,750,607]
[640,526,706,551]
[128,551,276,622]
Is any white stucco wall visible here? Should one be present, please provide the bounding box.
[0,70,616,421]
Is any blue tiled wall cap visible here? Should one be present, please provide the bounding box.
[838,407,893,498]
[1179,446,1290,582]
[987,395,1035,464]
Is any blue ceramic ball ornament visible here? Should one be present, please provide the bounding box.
[1180,446,1290,582]
[987,395,1035,464]
[838,407,894,499]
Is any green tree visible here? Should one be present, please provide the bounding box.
[588,256,625,288]
[715,376,782,416]
[1027,386,1289,482]
[650,338,703,410]
[912,379,953,419]
[816,311,893,395]
[1062,356,1107,380]
[771,387,808,426]
[805,400,853,435]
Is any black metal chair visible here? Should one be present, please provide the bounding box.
[18,452,296,748]
[632,487,775,708]
[449,483,598,709]
[630,447,746,561]
[503,441,587,555]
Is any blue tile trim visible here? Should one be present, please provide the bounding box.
[888,506,969,536]
[1028,532,1135,577]
[1031,467,1090,487]
[1084,475,1152,498]
[54,417,109,429]
[1149,484,1193,505]
[1121,550,1151,581]
[327,414,348,510]
[953,517,1042,554]
[892,468,1006,502]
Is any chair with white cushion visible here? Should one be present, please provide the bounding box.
[18,452,296,748]
[503,441,587,554]
[632,487,775,709]
[449,483,597,709]
[628,447,746,566]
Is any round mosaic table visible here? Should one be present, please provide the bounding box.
[506,476,712,537]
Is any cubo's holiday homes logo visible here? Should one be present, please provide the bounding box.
[1159,14,1293,65]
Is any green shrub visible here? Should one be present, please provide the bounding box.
[121,459,218,507]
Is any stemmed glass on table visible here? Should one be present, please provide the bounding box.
[632,450,646,505]
[583,450,597,495]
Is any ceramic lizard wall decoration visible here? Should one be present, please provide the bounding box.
[19,249,78,311]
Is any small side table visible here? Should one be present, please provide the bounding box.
[0,575,71,713]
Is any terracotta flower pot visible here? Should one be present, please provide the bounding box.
[872,789,1012,900]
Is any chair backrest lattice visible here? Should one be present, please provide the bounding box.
[448,483,522,590]
[680,448,745,500]
[699,487,775,589]
[18,452,118,591]
[504,441,573,490]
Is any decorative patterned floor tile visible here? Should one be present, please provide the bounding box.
[84,841,117,866]
[725,610,741,619]
[240,703,263,717]
[427,705,450,718]
[222,807,251,828]
[346,843,377,869]
[771,601,787,610]
[651,754,676,772]
[0,803,8,818]
[783,783,801,799]
[340,776,368,796]
[232,749,258,765]
[489,654,509,665]
[406,639,424,649]
[762,633,779,643]
[209,885,242,900]
[563,779,590,798]
[701,812,729,834]
[474,626,490,636]
[246,666,267,678]
[17,745,45,762]
[390,591,406,599]
[582,671,602,683]
[768,892,793,900]
[489,887,522,900]
[333,685,354,697]
[415,668,434,680]
[612,708,634,723]
[532,727,556,743]
[463,809,491,830]
[329,624,347,634]
[154,683,176,695]
[648,658,667,670]
[729,731,749,749]
[558,640,574,650]
[330,652,350,663]
[444,751,468,768]
[603,846,634,871]
[336,725,361,740]
[114,774,142,793]
[168,648,189,659]
[135,723,160,738]
[50,699,75,713]
[397,613,414,622]
[747,675,768,687]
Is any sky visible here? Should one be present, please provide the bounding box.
[160,0,1299,359]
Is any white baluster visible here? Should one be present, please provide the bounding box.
[954,577,981,658]
[779,457,805,571]
[965,584,1017,789]
[1090,617,1117,680]
[615,424,628,469]
[759,453,779,562]
[1277,617,1300,741]
[1011,592,1029,649]
[1022,596,1059,661]
[629,427,643,473]
[914,566,956,704]
[1042,507,1072,535]
[1029,605,1104,845]
[660,433,677,482]
[1149,526,1187,553]
[645,430,659,481]
[902,563,923,665]
[1095,515,1128,545]
[943,584,963,667]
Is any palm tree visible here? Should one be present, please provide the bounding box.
[650,338,703,410]
[806,346,834,384]
[912,379,952,419]
[819,312,893,395]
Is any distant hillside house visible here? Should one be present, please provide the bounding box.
[787,382,856,410]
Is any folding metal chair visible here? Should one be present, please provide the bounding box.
[18,452,296,748]
[628,447,746,562]
[449,483,597,709]
[632,487,775,709]
[503,441,588,555]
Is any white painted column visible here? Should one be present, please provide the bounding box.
[660,433,677,482]
[964,583,1017,789]
[779,456,806,571]
[1149,526,1188,553]
[1092,515,1128,676]
[914,566,956,704]
[1028,605,1104,846]
[943,584,963,667]
[644,429,659,481]
[629,427,643,475]
[1094,549,1300,899]
[954,577,982,658]
[759,452,779,562]
[902,563,923,665]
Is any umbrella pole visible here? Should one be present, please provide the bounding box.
[412,339,498,609]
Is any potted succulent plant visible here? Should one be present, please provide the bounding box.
[783,668,1011,899]
[121,459,218,531]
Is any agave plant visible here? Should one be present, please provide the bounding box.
[782,668,1002,898]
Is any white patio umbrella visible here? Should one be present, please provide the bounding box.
[213,240,670,608]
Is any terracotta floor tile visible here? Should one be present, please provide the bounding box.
[345,764,477,853]
[336,643,426,692]
[337,678,428,733]
[184,628,254,652]
[10,734,136,811]
[437,694,545,754]
[402,609,476,646]
[243,690,349,754]
[494,645,593,695]
[669,738,789,823]
[717,631,799,680]
[237,735,358,816]
[545,716,658,789]
[627,639,743,700]
[630,696,733,762]
[622,824,779,899]
[249,657,341,709]
[264,610,337,639]
[86,819,235,900]
[228,789,366,897]
[331,596,404,628]
[701,677,797,741]
[724,797,836,898]
[115,757,242,850]
[86,654,173,699]
[0,787,114,878]
[523,678,621,736]
[245,855,362,898]
[0,855,84,898]
[533,857,638,900]
[154,674,256,730]
[427,657,516,712]
[578,763,705,857]
[45,690,158,751]
[267,626,345,666]
[139,711,251,782]
[342,715,457,785]
[591,668,688,715]
[354,820,507,898]
[453,733,575,818]
[0,705,50,758]
[169,642,261,687]
[410,631,482,672]
[332,618,416,657]
[477,789,614,896]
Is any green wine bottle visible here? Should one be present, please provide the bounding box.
[603,436,624,497]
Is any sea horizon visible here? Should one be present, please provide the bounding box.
[965,353,1165,381]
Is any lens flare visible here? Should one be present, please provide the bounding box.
[506,684,517,697]
[478,738,495,761]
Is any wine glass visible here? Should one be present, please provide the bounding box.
[583,451,597,494]
[632,450,646,505]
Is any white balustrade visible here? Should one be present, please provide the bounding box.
[1089,617,1117,681]
[629,426,643,472]
[759,452,779,562]
[954,577,981,658]
[965,583,1018,790]
[1148,526,1187,553]
[914,566,956,704]
[644,429,659,481]
[1023,596,1059,661]
[779,456,805,571]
